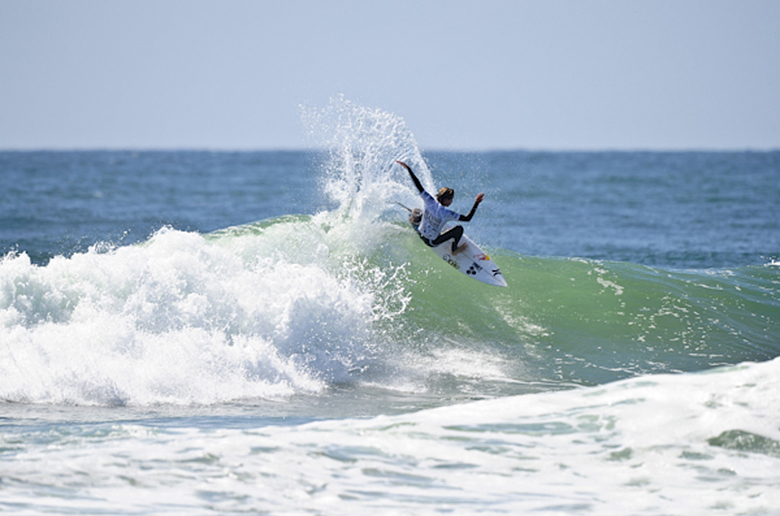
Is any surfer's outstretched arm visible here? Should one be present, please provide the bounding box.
[396,161,424,194]
[459,193,485,222]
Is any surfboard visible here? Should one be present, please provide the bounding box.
[428,233,508,287]
[400,204,507,287]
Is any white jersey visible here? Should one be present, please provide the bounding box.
[419,191,460,240]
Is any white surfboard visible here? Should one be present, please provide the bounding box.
[428,233,508,287]
[400,204,507,287]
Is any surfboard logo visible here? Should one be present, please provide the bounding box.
[442,255,460,270]
[473,253,490,261]
[467,262,484,276]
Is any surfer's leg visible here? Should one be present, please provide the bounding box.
[432,225,465,253]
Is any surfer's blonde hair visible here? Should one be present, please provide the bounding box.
[437,187,454,202]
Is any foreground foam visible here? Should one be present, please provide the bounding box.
[3,358,777,514]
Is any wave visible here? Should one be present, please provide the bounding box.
[2,97,778,406]
[1,212,778,406]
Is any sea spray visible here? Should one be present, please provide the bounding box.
[302,95,435,221]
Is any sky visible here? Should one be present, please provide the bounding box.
[1,0,779,151]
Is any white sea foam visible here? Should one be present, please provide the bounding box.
[2,358,777,514]
[0,219,408,405]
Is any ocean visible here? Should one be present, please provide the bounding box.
[1,99,779,514]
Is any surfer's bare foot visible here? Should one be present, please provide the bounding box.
[453,243,468,255]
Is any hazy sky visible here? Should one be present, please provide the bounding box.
[1,0,779,150]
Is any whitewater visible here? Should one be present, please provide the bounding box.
[1,98,779,514]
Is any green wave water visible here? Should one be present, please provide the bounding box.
[211,214,780,394]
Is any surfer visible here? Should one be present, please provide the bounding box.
[397,160,484,255]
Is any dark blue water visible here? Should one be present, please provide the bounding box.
[429,151,780,268]
[2,150,778,269]
[0,151,316,264]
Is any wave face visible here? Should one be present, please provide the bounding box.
[1,98,779,407]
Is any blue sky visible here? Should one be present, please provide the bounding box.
[1,0,778,150]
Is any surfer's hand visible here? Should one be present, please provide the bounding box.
[396,160,410,170]
[476,193,485,204]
